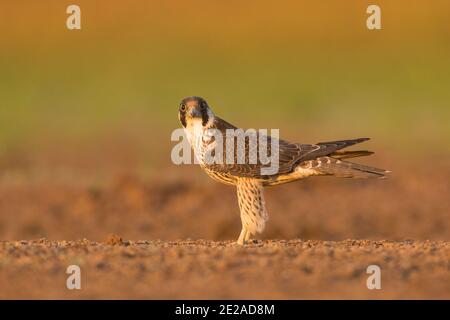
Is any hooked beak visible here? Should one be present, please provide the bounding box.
[187,108,201,118]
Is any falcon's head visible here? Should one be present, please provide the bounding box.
[178,96,214,128]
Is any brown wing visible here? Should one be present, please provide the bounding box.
[204,116,370,179]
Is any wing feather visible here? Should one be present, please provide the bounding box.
[203,117,371,179]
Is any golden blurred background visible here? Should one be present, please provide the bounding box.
[0,1,449,242]
[1,2,450,299]
[1,1,449,159]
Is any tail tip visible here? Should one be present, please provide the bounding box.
[378,170,392,179]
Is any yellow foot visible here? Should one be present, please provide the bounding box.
[244,230,251,242]
[237,228,249,245]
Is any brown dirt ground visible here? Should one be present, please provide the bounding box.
[0,239,449,299]
[0,151,449,299]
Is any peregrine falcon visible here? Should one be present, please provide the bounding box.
[178,96,388,245]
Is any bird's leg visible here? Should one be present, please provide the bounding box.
[237,228,248,245]
[235,179,267,246]
[244,230,251,242]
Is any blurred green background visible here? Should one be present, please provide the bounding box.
[0,0,449,163]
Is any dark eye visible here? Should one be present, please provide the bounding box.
[200,103,206,110]
[180,104,186,111]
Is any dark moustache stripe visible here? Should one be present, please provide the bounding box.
[180,110,187,127]
[201,106,208,126]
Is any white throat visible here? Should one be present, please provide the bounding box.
[184,110,215,163]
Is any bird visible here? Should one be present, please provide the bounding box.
[178,96,389,245]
